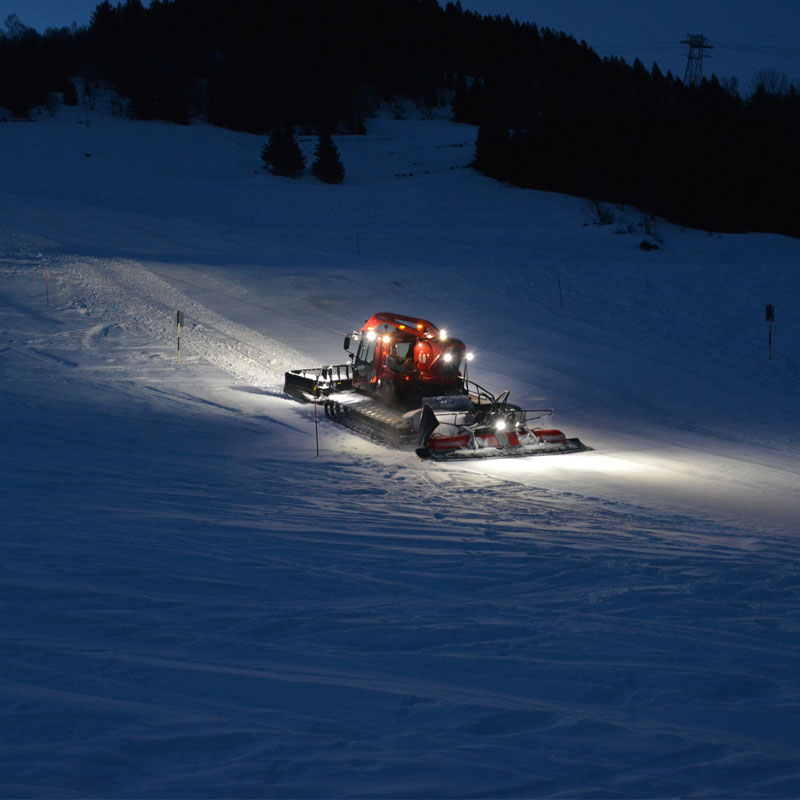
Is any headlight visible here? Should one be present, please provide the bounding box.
[439,329,447,341]
[466,352,474,361]
[443,353,453,363]
[366,330,377,341]
[495,419,507,431]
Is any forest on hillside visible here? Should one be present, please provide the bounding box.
[2,0,799,237]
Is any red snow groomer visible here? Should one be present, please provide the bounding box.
[349,312,467,403]
[284,312,590,460]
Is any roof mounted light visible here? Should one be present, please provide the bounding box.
[439,329,448,341]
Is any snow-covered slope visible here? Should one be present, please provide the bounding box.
[2,102,799,798]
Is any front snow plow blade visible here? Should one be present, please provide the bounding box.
[416,433,591,461]
[413,400,592,461]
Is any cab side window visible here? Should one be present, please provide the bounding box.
[355,339,377,378]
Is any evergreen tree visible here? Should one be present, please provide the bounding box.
[261,125,306,177]
[60,76,79,106]
[474,123,512,181]
[311,132,345,184]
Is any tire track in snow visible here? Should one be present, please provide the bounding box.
[62,255,314,387]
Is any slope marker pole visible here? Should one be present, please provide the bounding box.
[313,385,320,457]
[176,309,184,364]
[766,304,774,360]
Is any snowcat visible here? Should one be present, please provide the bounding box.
[284,312,590,460]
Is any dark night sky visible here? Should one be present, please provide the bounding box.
[3,0,799,90]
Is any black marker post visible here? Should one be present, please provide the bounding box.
[176,310,184,364]
[766,304,774,361]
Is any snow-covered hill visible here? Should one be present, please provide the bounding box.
[2,101,799,798]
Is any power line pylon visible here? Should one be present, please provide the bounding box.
[681,34,713,85]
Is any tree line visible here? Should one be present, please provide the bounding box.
[2,0,799,235]
[0,14,83,116]
[461,56,800,237]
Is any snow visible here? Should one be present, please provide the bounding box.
[2,99,799,798]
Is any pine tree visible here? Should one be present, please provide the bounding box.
[474,123,512,182]
[61,77,79,106]
[261,125,306,178]
[311,132,345,184]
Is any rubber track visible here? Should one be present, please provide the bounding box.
[324,397,417,447]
